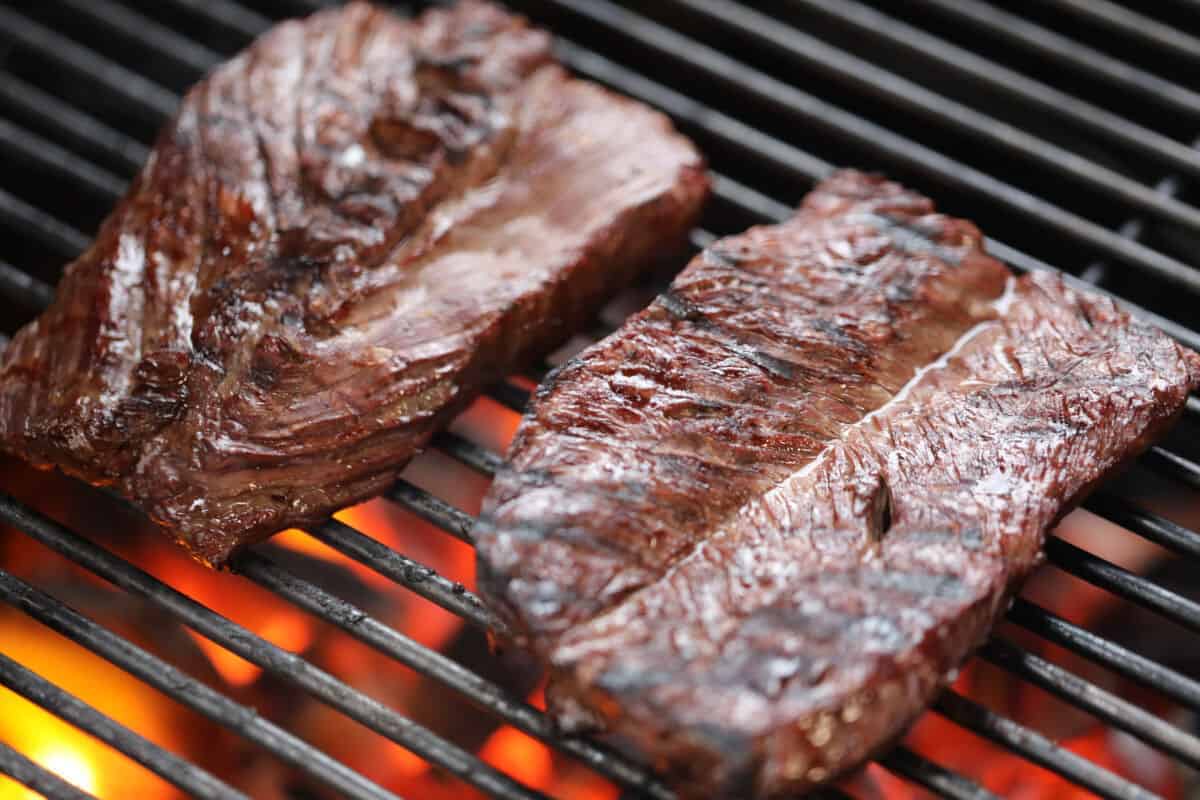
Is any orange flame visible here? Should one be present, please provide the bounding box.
[0,613,180,800]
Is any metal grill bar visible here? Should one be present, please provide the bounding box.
[932,691,1155,800]
[980,637,1200,769]
[1045,537,1200,635]
[786,0,1200,173]
[311,518,498,631]
[1086,494,1200,561]
[876,747,998,800]
[0,495,549,800]
[671,0,1200,225]
[166,0,276,41]
[56,0,222,75]
[533,0,1200,294]
[913,0,1200,119]
[0,741,98,800]
[0,652,247,800]
[1038,0,1200,64]
[1144,446,1200,491]
[1008,597,1200,713]
[0,75,146,172]
[0,568,403,800]
[0,259,55,312]
[0,7,177,123]
[0,119,127,200]
[0,187,89,258]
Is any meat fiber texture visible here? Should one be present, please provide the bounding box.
[0,1,708,564]
[477,171,1200,798]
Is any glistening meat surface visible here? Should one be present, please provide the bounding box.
[0,1,707,564]
[476,171,1200,799]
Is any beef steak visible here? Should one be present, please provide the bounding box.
[476,171,1200,798]
[0,0,707,564]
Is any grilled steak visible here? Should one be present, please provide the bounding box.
[476,171,1200,798]
[0,1,707,564]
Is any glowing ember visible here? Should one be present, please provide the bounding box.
[481,726,554,790]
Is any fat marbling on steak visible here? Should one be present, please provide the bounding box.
[0,1,707,564]
[476,170,1200,799]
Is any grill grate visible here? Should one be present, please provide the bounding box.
[0,1,1198,799]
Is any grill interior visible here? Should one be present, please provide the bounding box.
[1,1,1199,798]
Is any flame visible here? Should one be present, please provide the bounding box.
[0,612,180,799]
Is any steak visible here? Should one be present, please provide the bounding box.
[0,1,707,564]
[476,171,1200,798]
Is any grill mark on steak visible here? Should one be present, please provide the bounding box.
[475,171,1200,799]
[0,1,708,564]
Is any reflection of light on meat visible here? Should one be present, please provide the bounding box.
[0,613,178,800]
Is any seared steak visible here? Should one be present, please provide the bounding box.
[476,171,1200,798]
[0,1,707,564]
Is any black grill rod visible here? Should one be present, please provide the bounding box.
[1008,597,1200,714]
[914,0,1200,120]
[669,0,1200,224]
[0,495,550,800]
[0,8,176,125]
[550,39,1200,357]
[235,550,675,800]
[1078,136,1199,286]
[1036,0,1200,67]
[785,0,1200,156]
[0,118,127,200]
[532,0,1200,297]
[932,690,1159,800]
[0,75,147,173]
[1045,536,1200,635]
[1085,495,1200,562]
[1143,446,1200,492]
[387,479,475,544]
[0,568,405,800]
[312,517,501,632]
[0,652,248,800]
[877,747,999,800]
[0,259,54,312]
[0,741,98,800]
[0,188,89,260]
[155,0,273,44]
[980,637,1200,770]
[58,0,222,75]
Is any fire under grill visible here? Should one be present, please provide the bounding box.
[1,0,1199,798]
